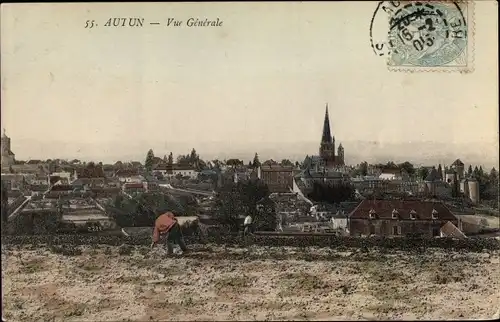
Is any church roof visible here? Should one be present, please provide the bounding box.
[321,104,332,144]
[452,159,464,166]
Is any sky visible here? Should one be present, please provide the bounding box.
[1,2,498,167]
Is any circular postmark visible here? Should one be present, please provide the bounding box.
[370,1,468,67]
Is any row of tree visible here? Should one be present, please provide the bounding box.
[474,167,498,202]
[145,149,302,174]
[307,182,356,204]
[355,161,416,178]
[145,148,206,172]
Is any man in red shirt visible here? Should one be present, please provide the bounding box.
[150,211,188,254]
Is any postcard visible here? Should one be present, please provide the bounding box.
[1,2,498,321]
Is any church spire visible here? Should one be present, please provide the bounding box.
[321,103,332,143]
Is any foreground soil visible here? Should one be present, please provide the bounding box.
[2,244,500,321]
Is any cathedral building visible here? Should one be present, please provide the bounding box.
[319,104,344,167]
[301,104,346,177]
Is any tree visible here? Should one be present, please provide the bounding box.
[145,149,155,172]
[177,155,189,165]
[262,159,278,166]
[473,166,479,177]
[114,161,123,169]
[212,159,221,169]
[307,182,355,204]
[252,153,261,168]
[467,165,473,176]
[482,167,499,202]
[418,167,429,181]
[359,161,368,176]
[214,179,275,231]
[384,161,397,170]
[489,167,498,182]
[107,192,188,227]
[479,166,484,177]
[81,162,105,178]
[168,152,174,165]
[197,159,207,171]
[437,164,443,180]
[226,159,244,167]
[398,161,416,178]
[280,159,293,167]
[189,148,199,165]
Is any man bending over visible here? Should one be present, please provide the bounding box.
[151,211,188,254]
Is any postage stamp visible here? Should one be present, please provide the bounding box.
[370,1,475,72]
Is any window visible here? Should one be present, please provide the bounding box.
[369,209,377,220]
[410,210,417,220]
[392,225,401,235]
[431,209,438,220]
[392,209,399,220]
[432,227,440,237]
[369,224,376,235]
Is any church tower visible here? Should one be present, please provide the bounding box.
[1,129,16,168]
[319,104,336,166]
[337,143,345,165]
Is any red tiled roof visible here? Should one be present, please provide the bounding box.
[349,199,456,221]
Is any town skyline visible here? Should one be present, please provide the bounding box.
[3,133,498,169]
[1,2,497,170]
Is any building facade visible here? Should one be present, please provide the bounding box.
[153,163,199,179]
[348,199,459,237]
[258,165,294,193]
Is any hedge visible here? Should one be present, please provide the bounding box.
[2,233,499,252]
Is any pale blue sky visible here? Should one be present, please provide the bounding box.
[1,2,498,165]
